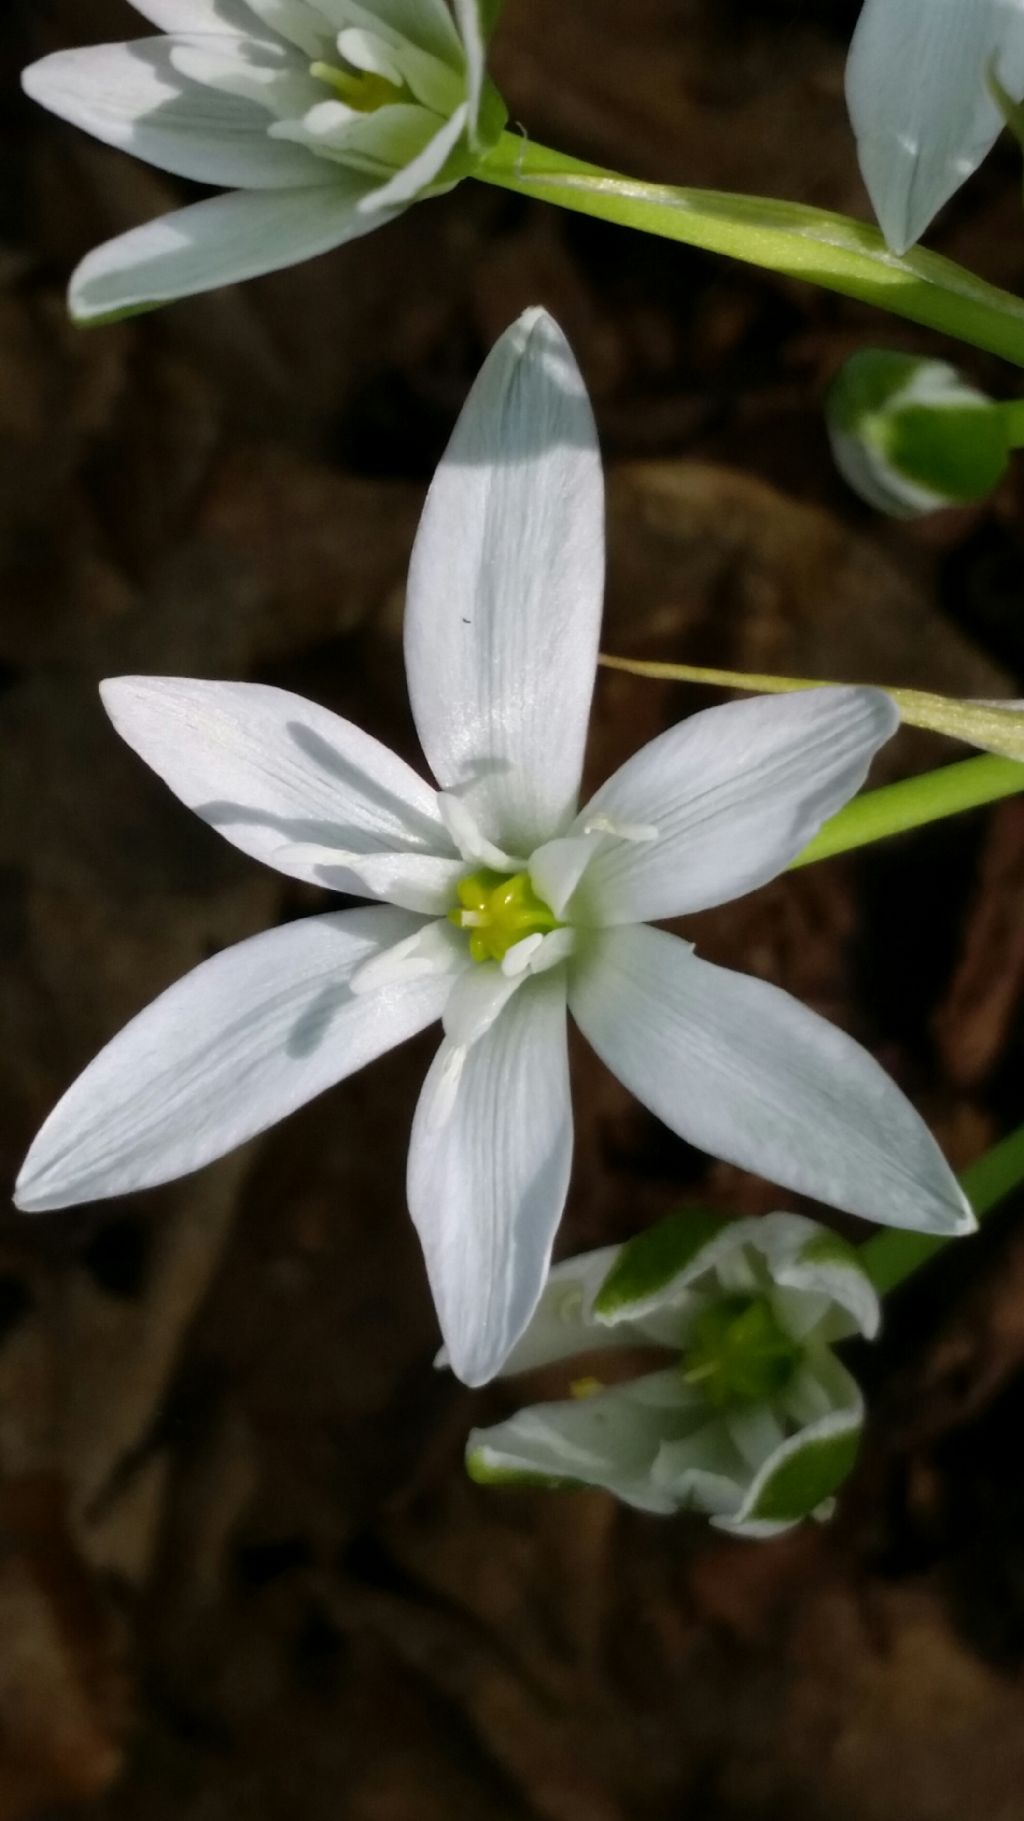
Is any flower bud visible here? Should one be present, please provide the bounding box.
[466,1208,880,1538]
[826,349,1010,518]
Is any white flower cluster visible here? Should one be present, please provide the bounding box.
[468,1207,881,1536]
[22,0,505,320]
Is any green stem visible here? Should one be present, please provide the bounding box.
[477,134,1024,368]
[998,396,1024,447]
[863,1124,1024,1294]
[792,754,1024,868]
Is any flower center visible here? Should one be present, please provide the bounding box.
[680,1295,799,1407]
[309,61,405,112]
[448,870,563,965]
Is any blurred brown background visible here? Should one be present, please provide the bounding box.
[1,2,1024,1816]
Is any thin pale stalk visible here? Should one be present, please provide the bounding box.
[599,654,1024,762]
[477,136,1024,368]
[862,1124,1024,1294]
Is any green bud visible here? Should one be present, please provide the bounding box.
[826,349,1010,518]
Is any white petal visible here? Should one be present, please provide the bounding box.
[316,0,463,67]
[491,1244,626,1374]
[569,924,973,1238]
[100,677,456,900]
[528,832,603,919]
[16,906,446,1213]
[128,0,273,35]
[467,1369,685,1513]
[169,36,325,120]
[452,0,495,144]
[68,178,401,321]
[404,308,605,855]
[575,687,898,927]
[408,973,572,1384]
[358,100,468,210]
[243,0,336,56]
[22,40,330,189]
[441,963,522,1047]
[846,0,1024,252]
[271,99,440,176]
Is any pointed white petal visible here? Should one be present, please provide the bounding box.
[358,100,468,211]
[467,1369,685,1513]
[100,677,456,898]
[68,178,401,322]
[404,308,604,855]
[21,40,330,189]
[846,0,1024,252]
[408,973,572,1385]
[575,687,898,927]
[16,907,445,1213]
[569,925,973,1238]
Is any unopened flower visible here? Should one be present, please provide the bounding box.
[14,309,972,1386]
[467,1208,880,1537]
[22,0,506,321]
[827,349,1011,518]
[846,0,1024,254]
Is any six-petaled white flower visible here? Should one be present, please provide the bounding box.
[467,1206,880,1537]
[14,308,973,1386]
[22,0,506,321]
[846,0,1024,253]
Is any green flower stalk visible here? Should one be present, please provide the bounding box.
[467,1208,880,1537]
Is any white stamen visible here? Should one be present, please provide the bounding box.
[581,814,659,843]
[436,792,523,871]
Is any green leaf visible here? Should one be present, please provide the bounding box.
[478,136,1024,370]
[594,1208,726,1318]
[741,1421,861,1525]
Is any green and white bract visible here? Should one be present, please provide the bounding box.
[467,1209,880,1537]
[14,309,973,1389]
[827,349,1011,518]
[21,0,506,321]
[846,0,1024,254]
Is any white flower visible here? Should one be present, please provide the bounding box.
[846,0,1024,254]
[14,308,973,1386]
[467,1208,881,1536]
[21,0,506,322]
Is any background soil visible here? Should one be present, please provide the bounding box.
[1,2,1024,1816]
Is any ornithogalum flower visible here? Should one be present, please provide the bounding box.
[467,1207,880,1536]
[14,309,972,1386]
[846,0,1024,254]
[21,0,506,321]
